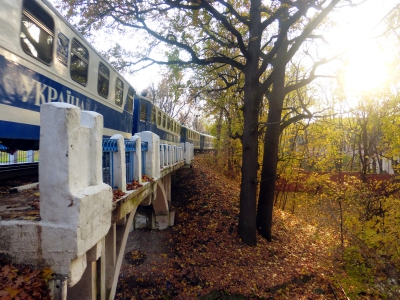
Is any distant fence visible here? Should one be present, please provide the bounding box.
[0,146,39,165]
[277,171,396,193]
[102,138,149,188]
[125,140,136,184]
[102,138,118,188]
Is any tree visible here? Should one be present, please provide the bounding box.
[143,67,192,119]
[58,0,352,245]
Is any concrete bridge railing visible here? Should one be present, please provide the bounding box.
[0,103,194,300]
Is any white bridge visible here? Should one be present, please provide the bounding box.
[0,103,194,300]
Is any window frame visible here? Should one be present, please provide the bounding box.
[20,0,54,65]
[151,106,156,124]
[115,77,124,107]
[157,111,162,126]
[126,88,134,114]
[70,38,89,86]
[140,101,147,122]
[97,62,109,99]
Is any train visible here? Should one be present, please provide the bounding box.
[0,0,215,153]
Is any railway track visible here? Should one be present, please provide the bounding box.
[0,162,39,181]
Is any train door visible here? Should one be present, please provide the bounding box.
[139,100,154,132]
[200,135,205,151]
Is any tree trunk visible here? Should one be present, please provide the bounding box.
[239,80,261,246]
[214,109,223,156]
[256,62,286,241]
[237,0,262,246]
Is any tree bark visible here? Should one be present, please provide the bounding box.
[238,0,262,246]
[256,53,286,241]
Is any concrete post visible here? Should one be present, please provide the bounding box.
[182,142,192,165]
[129,135,142,183]
[27,150,34,163]
[164,144,168,167]
[135,132,160,179]
[9,151,17,164]
[110,134,126,192]
[159,144,164,169]
[171,146,176,164]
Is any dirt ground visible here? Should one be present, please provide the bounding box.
[0,176,40,221]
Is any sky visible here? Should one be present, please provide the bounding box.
[48,0,400,95]
[325,0,399,93]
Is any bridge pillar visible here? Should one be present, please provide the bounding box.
[152,175,174,229]
[107,210,137,300]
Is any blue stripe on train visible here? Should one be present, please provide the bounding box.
[0,54,132,140]
[0,121,39,140]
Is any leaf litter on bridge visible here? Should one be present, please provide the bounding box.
[116,155,345,300]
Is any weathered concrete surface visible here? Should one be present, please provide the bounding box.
[0,103,112,287]
[0,103,189,299]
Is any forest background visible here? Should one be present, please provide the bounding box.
[50,0,400,297]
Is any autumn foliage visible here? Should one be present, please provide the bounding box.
[116,155,349,299]
[0,257,52,300]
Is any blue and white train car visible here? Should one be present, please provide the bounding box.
[132,93,181,146]
[180,125,200,151]
[200,133,216,151]
[0,0,134,151]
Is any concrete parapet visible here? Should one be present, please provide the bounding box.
[0,103,112,290]
[0,103,192,299]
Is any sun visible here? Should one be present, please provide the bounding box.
[322,0,397,105]
[342,44,389,93]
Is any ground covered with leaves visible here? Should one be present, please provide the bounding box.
[116,155,347,299]
[0,255,51,300]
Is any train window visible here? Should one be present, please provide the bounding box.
[20,0,54,65]
[126,88,134,113]
[140,102,147,121]
[167,118,171,131]
[98,63,109,98]
[157,111,162,126]
[70,39,89,86]
[151,106,156,123]
[162,114,166,128]
[115,78,123,106]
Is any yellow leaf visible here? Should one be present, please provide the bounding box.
[5,287,20,297]
[41,268,53,282]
